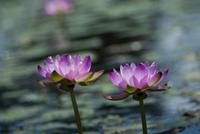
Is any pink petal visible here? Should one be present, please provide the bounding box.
[45,2,56,16]
[149,62,159,74]
[130,75,147,89]
[64,70,75,80]
[109,69,127,89]
[54,55,62,75]
[104,92,129,101]
[58,55,71,76]
[46,56,53,63]
[141,61,151,67]
[45,0,73,16]
[61,54,70,65]
[44,56,54,73]
[73,54,81,66]
[130,63,136,70]
[84,70,104,82]
[147,72,162,86]
[77,70,104,85]
[118,81,128,89]
[138,76,148,89]
[63,55,74,80]
[134,64,147,81]
[37,66,47,78]
[120,64,133,84]
[76,72,93,82]
[80,56,91,74]
[70,55,81,78]
[129,75,138,88]
[61,0,73,11]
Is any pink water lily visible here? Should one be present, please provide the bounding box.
[37,54,103,133]
[37,56,55,80]
[37,54,103,85]
[105,62,168,100]
[45,0,73,16]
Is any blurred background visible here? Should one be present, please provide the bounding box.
[0,0,200,133]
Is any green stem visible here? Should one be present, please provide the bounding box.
[138,98,148,134]
[69,89,84,134]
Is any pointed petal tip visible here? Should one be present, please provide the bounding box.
[37,66,41,75]
[104,95,113,100]
[85,55,91,61]
[104,93,129,101]
[108,71,115,79]
[148,71,162,87]
[164,69,169,74]
[37,65,41,70]
[81,55,92,72]
[120,65,124,68]
[97,70,104,77]
[76,72,93,82]
[137,63,146,69]
[98,69,104,74]
[130,63,136,68]
[77,70,104,84]
[85,70,104,82]
[37,66,47,78]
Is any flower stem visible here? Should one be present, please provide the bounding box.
[138,98,148,134]
[69,89,84,134]
[132,93,148,134]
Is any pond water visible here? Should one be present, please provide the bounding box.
[0,0,200,134]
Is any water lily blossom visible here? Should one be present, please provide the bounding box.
[105,62,169,134]
[45,0,73,16]
[37,54,103,134]
[37,54,103,85]
[105,62,168,100]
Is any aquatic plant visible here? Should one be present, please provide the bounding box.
[45,0,73,16]
[37,54,103,134]
[105,62,168,134]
